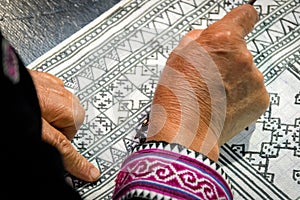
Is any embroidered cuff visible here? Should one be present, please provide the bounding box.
[113,141,233,200]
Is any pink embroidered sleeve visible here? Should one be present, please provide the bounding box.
[113,141,233,200]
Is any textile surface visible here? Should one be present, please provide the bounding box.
[113,141,233,200]
[27,0,300,199]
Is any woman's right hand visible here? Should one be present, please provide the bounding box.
[146,4,270,161]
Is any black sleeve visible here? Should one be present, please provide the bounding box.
[0,33,82,200]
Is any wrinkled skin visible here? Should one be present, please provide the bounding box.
[29,69,100,182]
[147,4,270,161]
[28,4,269,182]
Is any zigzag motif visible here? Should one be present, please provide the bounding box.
[264,49,300,85]
[31,0,150,72]
[255,25,299,70]
[26,0,299,199]
[246,0,299,57]
[62,0,222,102]
[74,1,298,197]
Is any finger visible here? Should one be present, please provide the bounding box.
[31,72,85,139]
[44,93,85,140]
[28,69,64,87]
[42,118,100,182]
[185,29,203,40]
[175,29,203,50]
[205,4,258,38]
[37,86,80,139]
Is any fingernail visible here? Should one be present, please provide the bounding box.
[90,167,100,180]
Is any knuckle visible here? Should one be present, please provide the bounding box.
[213,30,232,42]
[252,70,269,110]
[44,71,65,86]
[238,50,254,71]
[57,137,72,155]
[256,70,265,83]
[73,96,85,123]
[243,50,253,64]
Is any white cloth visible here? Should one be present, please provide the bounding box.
[28,0,300,199]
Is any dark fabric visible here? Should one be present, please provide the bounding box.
[0,0,121,65]
[0,33,82,200]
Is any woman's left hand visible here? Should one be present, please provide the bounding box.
[29,69,100,182]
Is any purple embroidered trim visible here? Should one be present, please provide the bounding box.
[2,38,20,84]
[113,143,233,200]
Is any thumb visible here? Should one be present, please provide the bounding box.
[42,118,100,182]
[204,4,258,38]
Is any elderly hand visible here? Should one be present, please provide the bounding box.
[28,69,100,182]
[146,4,270,161]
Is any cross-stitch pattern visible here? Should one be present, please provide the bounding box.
[28,0,300,199]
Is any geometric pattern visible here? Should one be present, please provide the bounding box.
[27,0,300,199]
[113,141,233,200]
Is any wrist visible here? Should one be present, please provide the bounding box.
[146,104,221,162]
[146,131,220,161]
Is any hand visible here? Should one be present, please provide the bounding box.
[28,69,100,182]
[146,4,270,161]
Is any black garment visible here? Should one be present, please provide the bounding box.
[0,33,82,200]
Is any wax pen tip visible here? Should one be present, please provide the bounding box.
[248,0,257,5]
